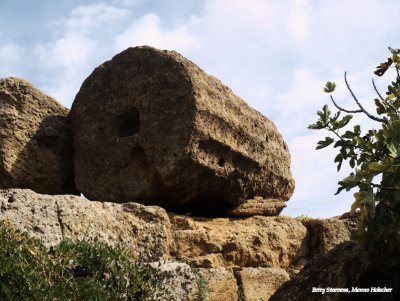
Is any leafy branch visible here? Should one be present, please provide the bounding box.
[309,47,400,251]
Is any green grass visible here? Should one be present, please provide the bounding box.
[0,220,160,301]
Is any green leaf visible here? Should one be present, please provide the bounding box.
[338,115,353,128]
[340,147,348,159]
[367,161,389,173]
[343,130,355,139]
[338,174,360,190]
[308,123,324,130]
[387,93,396,101]
[316,137,335,149]
[322,105,331,123]
[324,81,336,93]
[334,153,343,171]
[387,143,399,158]
[350,158,356,168]
[374,98,386,114]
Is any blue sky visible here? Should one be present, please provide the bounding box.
[1,0,400,217]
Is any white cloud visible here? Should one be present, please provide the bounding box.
[288,0,311,41]
[0,43,27,76]
[35,33,97,73]
[114,13,199,53]
[268,69,328,138]
[66,3,129,33]
[111,0,142,7]
[283,132,353,217]
[31,2,132,106]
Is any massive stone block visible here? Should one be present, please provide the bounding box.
[169,213,309,268]
[0,189,173,262]
[0,77,76,194]
[70,46,294,212]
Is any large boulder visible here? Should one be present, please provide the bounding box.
[169,213,309,268]
[0,189,173,262]
[70,46,294,213]
[0,77,76,194]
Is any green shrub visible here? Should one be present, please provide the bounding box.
[0,220,159,300]
[309,47,400,251]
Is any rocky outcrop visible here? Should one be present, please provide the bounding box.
[169,213,309,268]
[70,46,294,213]
[2,189,370,300]
[0,77,76,195]
[270,241,400,301]
[270,241,370,301]
[0,189,172,262]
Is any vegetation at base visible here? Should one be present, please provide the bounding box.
[237,284,245,301]
[309,47,400,251]
[295,214,313,224]
[190,266,207,301]
[0,220,160,301]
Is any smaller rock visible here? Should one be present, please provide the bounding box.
[147,262,199,301]
[0,77,76,195]
[236,267,290,301]
[170,213,309,268]
[199,268,238,301]
[304,217,352,255]
[270,241,371,301]
[224,196,286,217]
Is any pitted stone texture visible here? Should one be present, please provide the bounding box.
[304,217,352,255]
[0,189,172,262]
[147,262,199,301]
[169,213,309,268]
[199,268,238,301]
[70,46,294,212]
[0,77,76,194]
[236,267,290,301]
[224,196,286,217]
[148,263,239,301]
[271,241,400,301]
[270,242,371,301]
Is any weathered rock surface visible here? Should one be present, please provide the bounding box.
[270,241,371,301]
[0,77,76,195]
[0,189,172,261]
[199,268,238,301]
[169,213,309,268]
[271,241,400,301]
[70,46,294,213]
[148,263,239,301]
[148,262,199,301]
[236,267,290,301]
[304,217,353,255]
[224,196,286,217]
